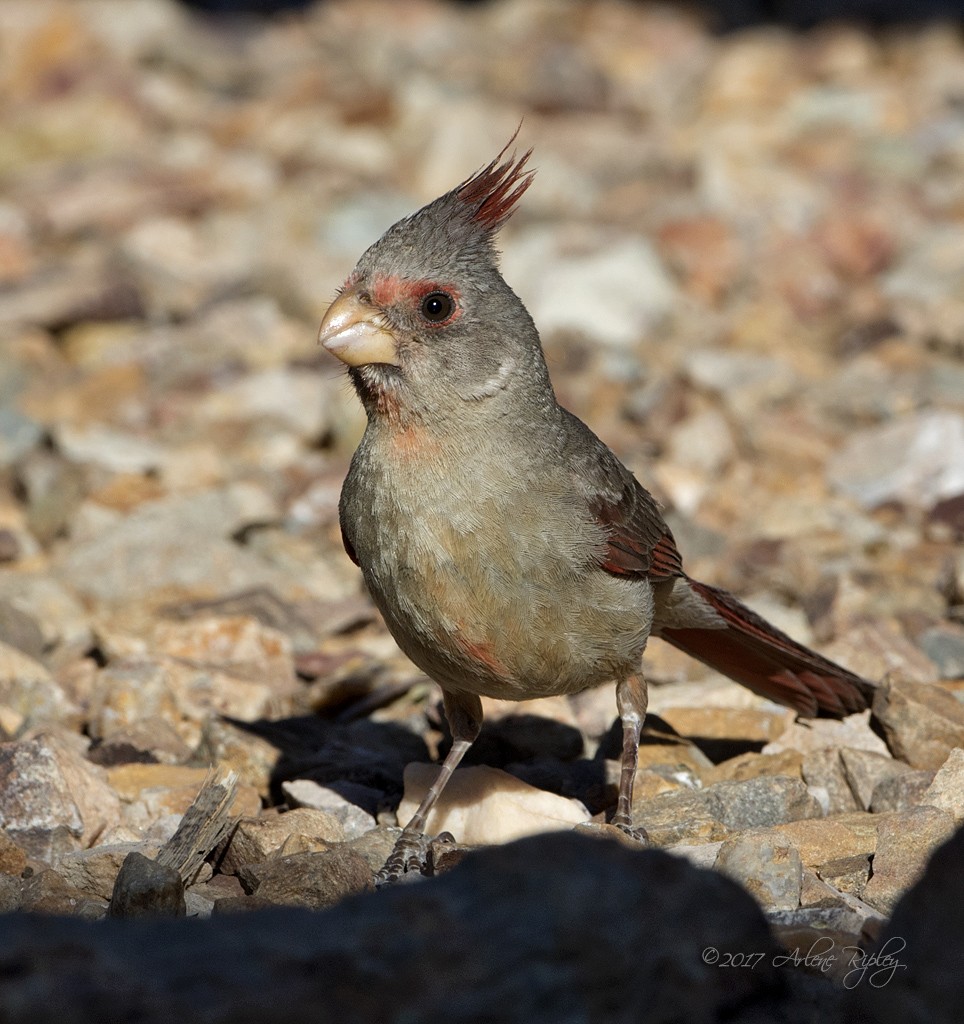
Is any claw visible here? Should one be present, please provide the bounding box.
[375,830,435,886]
[612,820,650,846]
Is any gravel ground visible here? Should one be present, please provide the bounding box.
[1,0,963,1015]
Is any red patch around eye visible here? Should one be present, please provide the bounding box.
[369,275,462,325]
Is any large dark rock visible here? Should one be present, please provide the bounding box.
[0,832,825,1024]
[846,823,964,1024]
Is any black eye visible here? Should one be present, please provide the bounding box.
[420,291,454,323]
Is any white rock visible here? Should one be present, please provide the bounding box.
[397,764,590,845]
[827,411,964,510]
[501,226,678,348]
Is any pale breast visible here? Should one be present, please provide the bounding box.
[341,438,654,699]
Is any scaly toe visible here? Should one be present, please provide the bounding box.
[375,831,434,887]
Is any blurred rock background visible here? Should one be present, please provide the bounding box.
[0,1,963,1008]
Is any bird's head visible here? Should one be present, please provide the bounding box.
[319,138,552,425]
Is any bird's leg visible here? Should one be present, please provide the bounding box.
[611,673,649,843]
[377,689,483,885]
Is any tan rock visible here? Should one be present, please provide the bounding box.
[768,813,879,873]
[107,763,260,820]
[657,706,793,743]
[632,790,729,847]
[716,833,802,911]
[58,842,162,900]
[221,809,346,874]
[0,734,120,860]
[704,750,803,785]
[918,747,964,822]
[872,679,964,769]
[840,747,910,810]
[862,807,957,916]
[151,616,296,692]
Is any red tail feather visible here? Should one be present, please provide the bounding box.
[657,580,875,718]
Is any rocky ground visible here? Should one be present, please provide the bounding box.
[1,0,964,1018]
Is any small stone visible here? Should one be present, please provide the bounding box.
[86,717,193,767]
[342,827,401,875]
[108,851,185,919]
[0,872,21,912]
[682,349,798,418]
[501,226,678,348]
[709,775,823,830]
[56,483,283,605]
[716,834,803,911]
[0,831,27,876]
[862,807,957,916]
[870,769,936,813]
[872,678,964,769]
[194,715,281,795]
[0,600,45,660]
[665,841,724,870]
[20,866,107,919]
[799,870,847,910]
[150,615,296,693]
[767,813,879,879]
[704,750,804,784]
[397,764,590,845]
[0,640,79,731]
[280,780,377,839]
[238,846,373,909]
[763,709,889,757]
[58,842,162,901]
[828,410,964,510]
[802,749,861,815]
[823,620,940,685]
[918,747,964,822]
[656,706,793,744]
[917,624,964,679]
[220,809,345,874]
[632,789,729,847]
[840,748,911,810]
[0,734,121,861]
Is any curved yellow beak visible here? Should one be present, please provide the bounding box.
[318,290,400,367]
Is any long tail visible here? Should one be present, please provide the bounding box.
[656,579,876,718]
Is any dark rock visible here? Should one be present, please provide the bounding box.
[237,846,373,909]
[0,833,827,1023]
[0,871,21,912]
[108,852,186,919]
[844,822,964,1024]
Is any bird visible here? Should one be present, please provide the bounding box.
[317,137,876,882]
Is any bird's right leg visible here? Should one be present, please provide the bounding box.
[610,673,649,843]
[376,689,483,885]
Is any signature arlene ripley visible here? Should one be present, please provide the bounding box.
[774,936,908,989]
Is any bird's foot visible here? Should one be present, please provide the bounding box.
[610,815,650,846]
[375,829,457,887]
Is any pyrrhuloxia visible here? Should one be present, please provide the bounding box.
[318,140,875,881]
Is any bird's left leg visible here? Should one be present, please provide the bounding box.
[377,689,483,885]
[611,673,649,843]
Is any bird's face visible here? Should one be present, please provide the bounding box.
[318,143,550,424]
